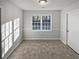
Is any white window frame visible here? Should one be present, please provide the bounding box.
[32,14,52,31]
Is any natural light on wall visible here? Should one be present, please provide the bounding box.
[14,18,20,42]
[1,18,20,58]
[1,21,13,57]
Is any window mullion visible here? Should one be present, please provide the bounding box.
[50,15,52,31]
[41,16,42,31]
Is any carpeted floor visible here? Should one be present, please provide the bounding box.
[8,40,79,59]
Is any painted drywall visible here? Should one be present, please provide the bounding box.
[63,1,79,11]
[23,10,61,40]
[60,11,67,44]
[0,1,23,59]
[68,9,79,54]
[9,0,79,10]
[60,1,79,44]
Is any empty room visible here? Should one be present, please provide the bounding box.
[0,0,79,59]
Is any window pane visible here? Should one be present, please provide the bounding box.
[47,16,50,20]
[42,16,51,30]
[5,38,9,54]
[47,23,50,30]
[32,16,41,30]
[8,34,13,49]
[1,24,6,40]
[42,16,47,21]
[14,28,20,41]
[2,41,5,57]
[6,22,10,37]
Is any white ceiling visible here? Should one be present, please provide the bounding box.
[3,0,79,10]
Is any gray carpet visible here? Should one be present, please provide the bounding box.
[8,40,79,59]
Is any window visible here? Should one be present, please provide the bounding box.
[1,18,20,58]
[32,15,52,31]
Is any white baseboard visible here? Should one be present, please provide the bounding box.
[24,38,59,40]
[61,39,66,45]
